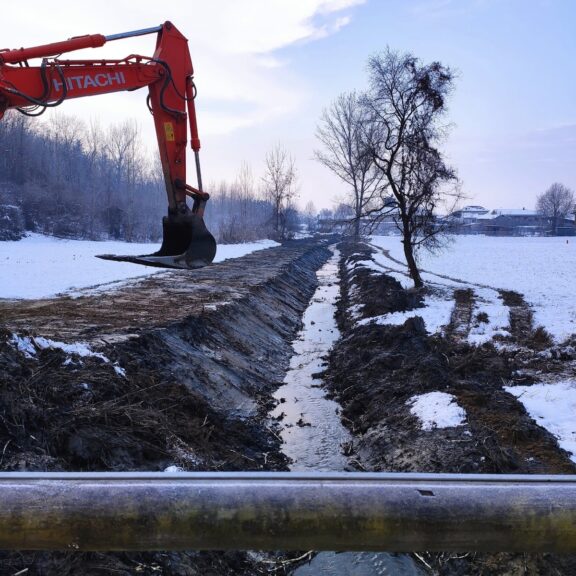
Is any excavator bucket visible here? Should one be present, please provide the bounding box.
[97,213,217,270]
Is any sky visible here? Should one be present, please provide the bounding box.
[2,0,575,211]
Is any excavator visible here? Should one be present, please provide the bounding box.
[0,22,216,269]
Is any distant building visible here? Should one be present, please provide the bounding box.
[450,205,490,219]
[479,208,542,236]
[447,205,490,234]
[318,204,576,237]
[446,206,576,236]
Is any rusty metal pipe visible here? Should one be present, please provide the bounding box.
[1,472,576,552]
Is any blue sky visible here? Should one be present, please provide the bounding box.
[198,0,576,210]
[4,0,576,211]
[251,0,576,208]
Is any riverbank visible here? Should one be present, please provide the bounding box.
[325,239,576,574]
[0,238,330,575]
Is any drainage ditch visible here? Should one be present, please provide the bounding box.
[270,248,424,575]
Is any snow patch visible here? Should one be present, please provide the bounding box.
[505,381,576,463]
[9,334,36,358]
[467,288,511,345]
[9,333,128,377]
[348,303,364,320]
[359,292,454,335]
[408,392,467,431]
[33,337,109,362]
[114,365,127,378]
[350,258,384,275]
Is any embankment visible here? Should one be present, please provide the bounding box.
[325,240,576,575]
[0,238,331,575]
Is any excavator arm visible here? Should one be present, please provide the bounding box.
[0,22,216,269]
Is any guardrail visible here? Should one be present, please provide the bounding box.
[1,471,575,551]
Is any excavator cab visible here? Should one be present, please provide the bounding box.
[0,22,217,270]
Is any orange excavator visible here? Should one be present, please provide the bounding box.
[0,22,216,269]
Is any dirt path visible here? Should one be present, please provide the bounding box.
[445,288,475,341]
[0,240,327,344]
[0,237,331,575]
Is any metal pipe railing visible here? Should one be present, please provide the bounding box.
[1,471,575,552]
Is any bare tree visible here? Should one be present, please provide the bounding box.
[202,174,277,244]
[536,182,574,235]
[82,119,105,237]
[105,120,143,239]
[262,144,298,240]
[362,48,460,288]
[315,92,382,237]
[235,162,255,224]
[215,163,263,243]
[303,200,317,232]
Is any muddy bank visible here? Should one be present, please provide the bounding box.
[0,238,331,575]
[325,240,576,575]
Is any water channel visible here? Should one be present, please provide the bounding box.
[270,248,425,575]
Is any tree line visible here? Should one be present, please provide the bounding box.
[0,112,301,244]
[0,112,164,241]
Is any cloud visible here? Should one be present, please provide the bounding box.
[181,1,365,135]
[2,1,364,150]
[185,0,365,55]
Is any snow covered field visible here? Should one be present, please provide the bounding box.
[366,234,576,460]
[0,234,279,299]
[370,235,576,343]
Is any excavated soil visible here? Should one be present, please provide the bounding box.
[325,240,576,575]
[0,238,331,575]
[3,235,576,575]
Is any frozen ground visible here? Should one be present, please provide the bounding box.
[505,381,576,464]
[0,234,279,299]
[370,235,576,343]
[366,234,576,463]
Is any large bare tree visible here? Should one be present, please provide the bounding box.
[315,91,382,237]
[262,144,298,240]
[362,48,460,288]
[536,182,574,235]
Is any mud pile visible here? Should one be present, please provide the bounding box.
[325,240,576,575]
[0,238,331,575]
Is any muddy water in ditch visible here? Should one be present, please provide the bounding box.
[271,249,350,470]
[271,249,424,575]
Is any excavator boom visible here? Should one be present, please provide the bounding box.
[0,22,216,269]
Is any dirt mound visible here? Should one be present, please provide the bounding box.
[0,238,331,574]
[337,241,422,329]
[324,239,576,574]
